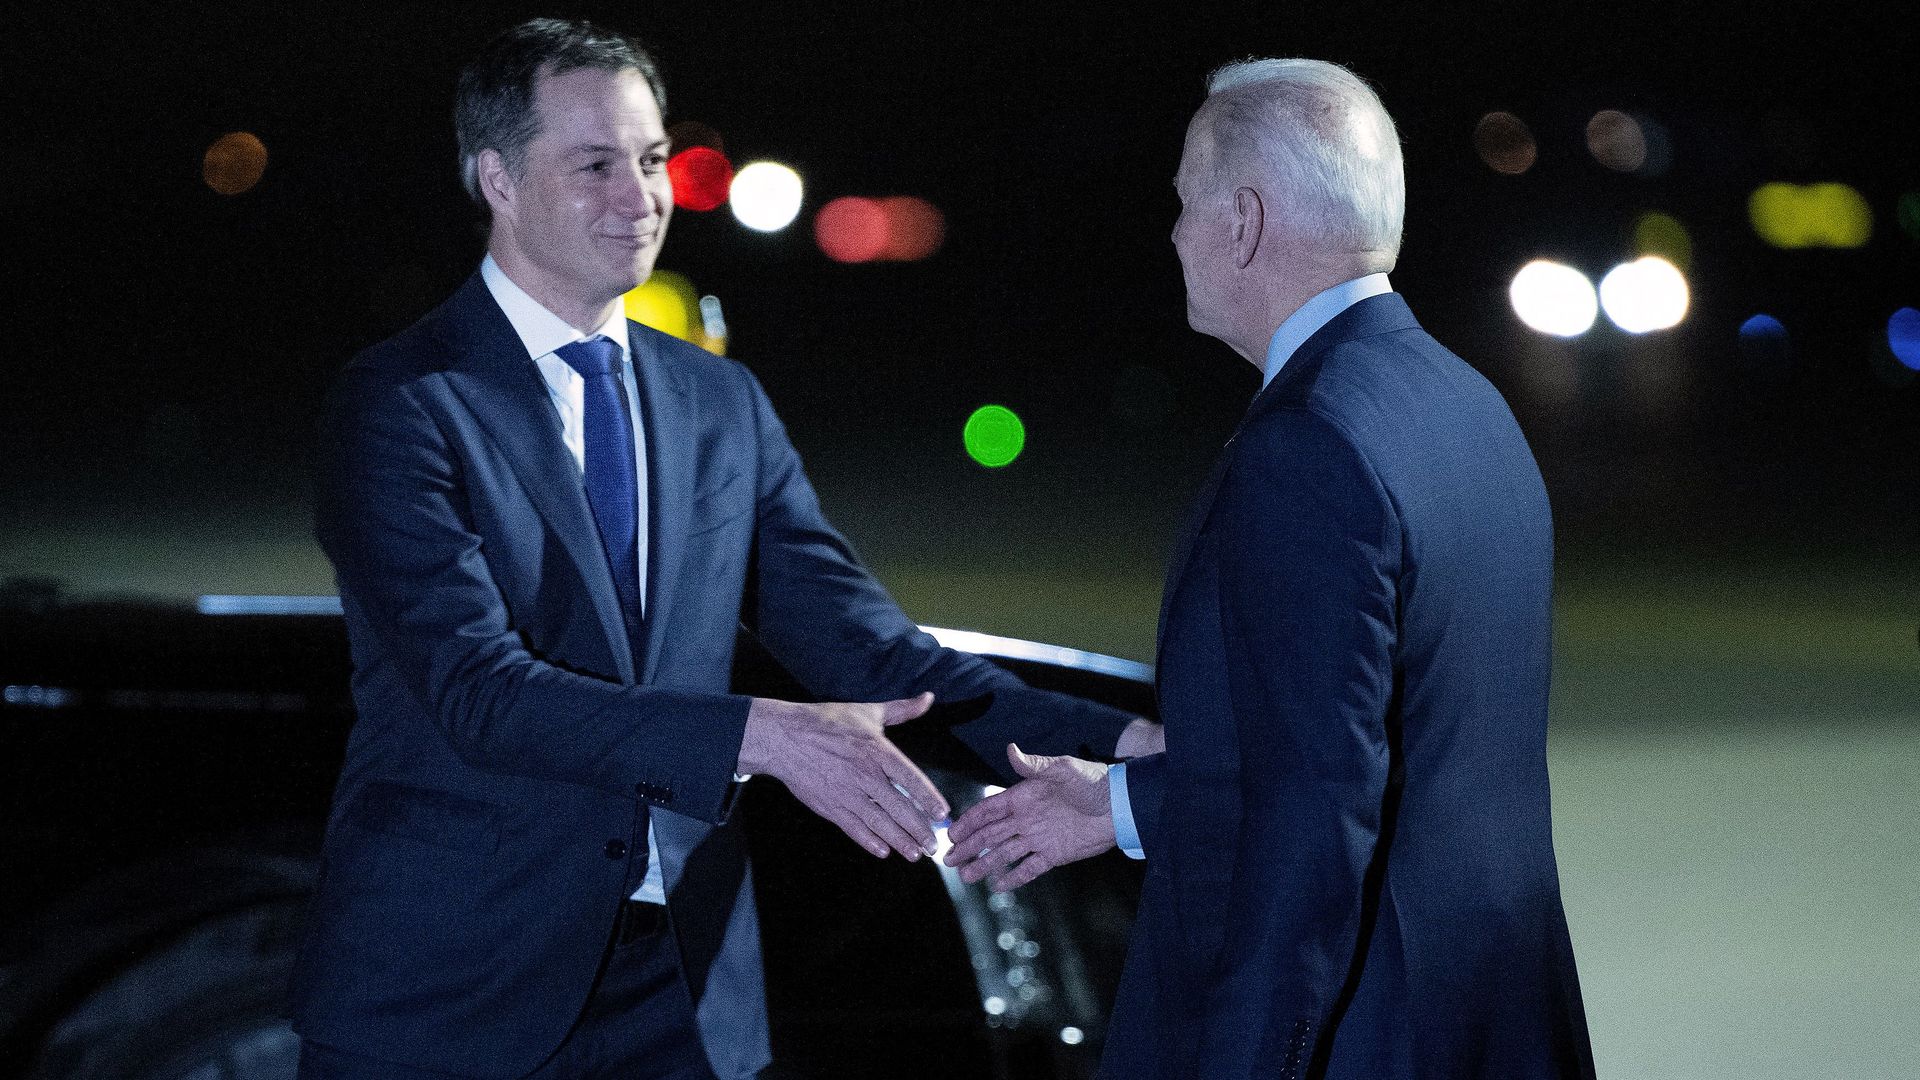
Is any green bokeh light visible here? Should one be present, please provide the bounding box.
[963,405,1025,468]
[1898,192,1920,242]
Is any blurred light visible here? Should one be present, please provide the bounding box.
[983,997,1007,1016]
[1509,260,1598,337]
[1473,112,1536,175]
[203,131,268,195]
[877,196,945,260]
[1586,110,1646,173]
[4,684,76,708]
[1897,193,1920,242]
[667,120,724,154]
[1748,182,1873,249]
[1598,256,1689,333]
[814,196,890,263]
[198,594,342,615]
[1890,308,1920,372]
[667,146,732,212]
[1633,211,1692,273]
[624,269,699,342]
[1737,314,1792,380]
[698,295,728,355]
[964,404,1026,468]
[814,195,947,263]
[729,161,803,232]
[1060,1027,1085,1046]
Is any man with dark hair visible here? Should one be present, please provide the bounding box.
[288,16,1157,1079]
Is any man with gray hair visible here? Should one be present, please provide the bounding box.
[948,59,1596,1077]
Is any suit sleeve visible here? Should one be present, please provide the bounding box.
[315,363,750,822]
[734,369,1136,784]
[1196,409,1400,1076]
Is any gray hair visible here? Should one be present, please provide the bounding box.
[454,18,667,209]
[1199,58,1404,265]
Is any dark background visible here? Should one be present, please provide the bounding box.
[3,3,1917,1077]
[4,0,1916,630]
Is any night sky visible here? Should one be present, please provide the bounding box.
[4,1,1916,606]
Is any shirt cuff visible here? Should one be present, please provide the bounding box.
[1108,761,1145,860]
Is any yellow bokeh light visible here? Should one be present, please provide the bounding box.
[624,270,697,342]
[1632,212,1693,273]
[622,271,726,355]
[1748,182,1874,249]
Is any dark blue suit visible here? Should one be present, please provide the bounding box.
[1101,294,1594,1078]
[289,273,1133,1078]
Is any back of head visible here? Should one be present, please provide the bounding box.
[1201,58,1405,271]
[453,17,666,209]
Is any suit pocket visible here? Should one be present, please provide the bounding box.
[342,780,506,854]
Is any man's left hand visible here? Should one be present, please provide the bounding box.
[943,744,1114,891]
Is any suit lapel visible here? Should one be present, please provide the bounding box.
[629,323,696,684]
[435,273,636,682]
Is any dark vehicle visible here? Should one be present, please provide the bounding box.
[0,581,1153,1080]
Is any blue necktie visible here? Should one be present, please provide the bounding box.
[555,337,643,649]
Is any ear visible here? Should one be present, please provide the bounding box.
[1231,186,1265,269]
[477,148,516,224]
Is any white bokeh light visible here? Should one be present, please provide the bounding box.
[1599,256,1690,333]
[1509,260,1598,337]
[728,161,803,232]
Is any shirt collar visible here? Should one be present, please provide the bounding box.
[1261,272,1393,388]
[479,254,630,365]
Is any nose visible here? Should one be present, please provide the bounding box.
[611,161,659,222]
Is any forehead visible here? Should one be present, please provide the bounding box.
[1175,111,1218,183]
[529,66,663,140]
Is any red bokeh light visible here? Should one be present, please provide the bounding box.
[878,196,945,261]
[668,147,732,212]
[814,195,946,263]
[814,197,890,263]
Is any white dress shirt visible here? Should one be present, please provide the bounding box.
[480,256,667,904]
[1108,272,1394,859]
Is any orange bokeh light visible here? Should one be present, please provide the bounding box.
[204,131,268,195]
[1473,112,1536,176]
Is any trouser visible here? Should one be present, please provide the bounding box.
[298,899,718,1080]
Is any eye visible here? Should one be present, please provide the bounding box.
[640,153,667,174]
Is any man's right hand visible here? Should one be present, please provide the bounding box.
[738,692,948,861]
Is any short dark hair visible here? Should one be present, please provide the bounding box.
[453,17,667,208]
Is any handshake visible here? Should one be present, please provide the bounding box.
[738,692,1163,890]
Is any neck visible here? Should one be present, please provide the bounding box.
[488,239,620,335]
[1240,265,1374,366]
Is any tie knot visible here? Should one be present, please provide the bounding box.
[556,336,622,379]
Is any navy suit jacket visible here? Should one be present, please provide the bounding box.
[288,272,1133,1078]
[1100,294,1595,1079]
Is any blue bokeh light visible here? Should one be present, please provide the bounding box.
[1737,314,1792,381]
[1888,308,1920,372]
[1739,314,1787,343]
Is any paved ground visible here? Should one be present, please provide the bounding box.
[4,504,1915,1079]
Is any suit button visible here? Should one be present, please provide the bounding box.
[604,839,627,859]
